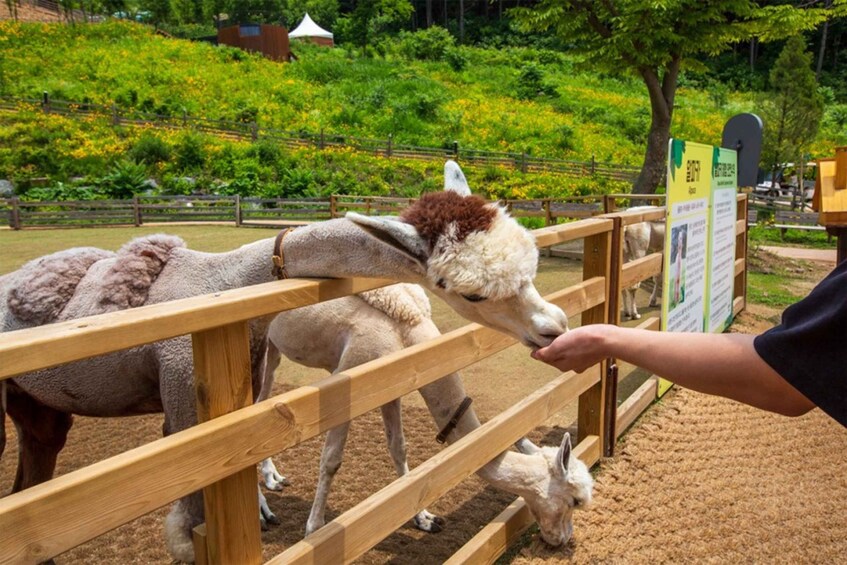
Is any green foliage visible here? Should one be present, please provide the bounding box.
[174,133,206,172]
[760,36,825,171]
[515,63,556,100]
[395,26,456,61]
[99,159,149,199]
[19,182,101,201]
[129,133,172,164]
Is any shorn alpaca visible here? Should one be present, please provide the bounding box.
[0,162,568,563]
[259,282,593,545]
[621,210,665,320]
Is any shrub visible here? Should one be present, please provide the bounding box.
[174,134,206,172]
[99,159,148,199]
[129,133,171,164]
[396,27,456,62]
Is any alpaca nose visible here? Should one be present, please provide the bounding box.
[532,304,568,338]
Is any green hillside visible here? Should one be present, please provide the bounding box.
[0,20,843,200]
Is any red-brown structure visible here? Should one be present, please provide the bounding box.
[217,24,292,62]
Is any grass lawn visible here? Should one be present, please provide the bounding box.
[0,225,279,275]
[747,223,837,249]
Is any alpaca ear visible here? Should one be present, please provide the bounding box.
[514,437,542,455]
[557,432,573,474]
[346,212,429,265]
[444,160,471,197]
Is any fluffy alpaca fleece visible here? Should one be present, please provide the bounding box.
[425,205,538,301]
[99,234,186,309]
[6,247,114,325]
[358,283,431,326]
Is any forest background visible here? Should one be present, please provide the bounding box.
[1,0,846,202]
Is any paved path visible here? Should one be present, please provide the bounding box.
[759,245,837,263]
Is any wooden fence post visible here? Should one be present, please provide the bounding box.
[191,322,262,565]
[235,195,242,227]
[320,128,325,150]
[602,215,624,456]
[41,91,50,113]
[330,194,337,218]
[111,103,120,126]
[387,134,393,158]
[577,227,612,452]
[10,197,21,230]
[250,122,258,141]
[132,196,140,227]
[521,152,528,173]
[735,195,748,310]
[590,154,596,175]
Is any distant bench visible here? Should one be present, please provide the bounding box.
[772,210,825,237]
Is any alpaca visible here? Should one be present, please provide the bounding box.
[258,283,593,545]
[621,211,665,320]
[0,161,569,563]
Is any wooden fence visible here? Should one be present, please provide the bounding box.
[1,193,667,230]
[0,197,749,564]
[0,94,641,182]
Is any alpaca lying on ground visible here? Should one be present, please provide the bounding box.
[621,209,665,320]
[259,283,593,545]
[0,161,569,563]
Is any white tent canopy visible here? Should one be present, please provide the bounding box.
[289,13,333,40]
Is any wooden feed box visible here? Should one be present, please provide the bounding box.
[813,146,847,263]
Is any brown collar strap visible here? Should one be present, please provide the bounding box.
[271,228,294,280]
[436,396,473,444]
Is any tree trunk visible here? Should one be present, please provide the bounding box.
[459,0,464,43]
[426,0,432,28]
[633,60,679,194]
[816,0,833,79]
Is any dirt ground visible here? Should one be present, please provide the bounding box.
[2,250,844,564]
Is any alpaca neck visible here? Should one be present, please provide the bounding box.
[283,219,426,282]
[416,373,543,499]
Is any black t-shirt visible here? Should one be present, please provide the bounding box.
[754,260,847,427]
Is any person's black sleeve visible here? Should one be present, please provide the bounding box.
[753,261,847,427]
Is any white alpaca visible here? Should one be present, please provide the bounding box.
[259,283,592,545]
[0,161,568,562]
[621,210,665,320]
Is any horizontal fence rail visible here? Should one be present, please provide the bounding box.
[0,200,749,564]
[1,94,641,183]
[2,193,668,230]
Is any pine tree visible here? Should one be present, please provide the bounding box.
[760,35,824,193]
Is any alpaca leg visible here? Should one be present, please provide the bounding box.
[380,400,444,533]
[257,341,289,491]
[5,384,73,493]
[649,275,662,307]
[306,423,351,536]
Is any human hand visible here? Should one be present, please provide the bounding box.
[530,324,616,373]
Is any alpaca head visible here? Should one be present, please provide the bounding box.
[518,433,593,547]
[346,161,568,348]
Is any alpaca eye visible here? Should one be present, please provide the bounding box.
[462,293,487,303]
[436,278,447,289]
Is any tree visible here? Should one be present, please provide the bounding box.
[281,0,339,29]
[343,0,413,54]
[760,35,824,198]
[514,1,834,194]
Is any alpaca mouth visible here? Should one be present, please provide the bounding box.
[524,334,559,349]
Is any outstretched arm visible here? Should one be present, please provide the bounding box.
[531,325,815,417]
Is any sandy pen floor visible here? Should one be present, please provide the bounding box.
[515,386,847,564]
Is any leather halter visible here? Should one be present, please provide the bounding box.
[271,228,294,280]
[436,396,473,444]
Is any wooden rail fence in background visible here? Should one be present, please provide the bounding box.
[1,193,667,230]
[0,94,641,183]
[0,198,749,564]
